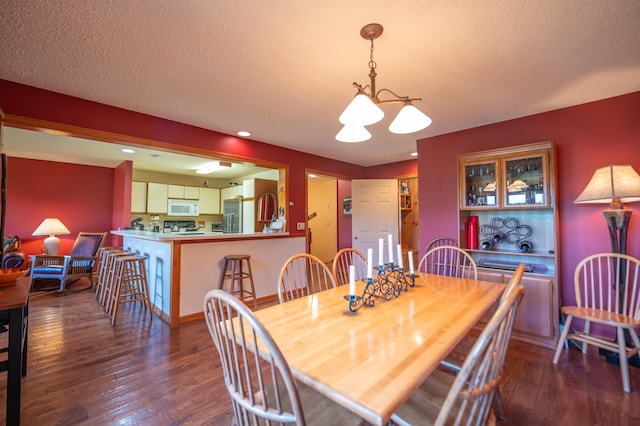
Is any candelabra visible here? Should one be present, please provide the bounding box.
[346,263,418,312]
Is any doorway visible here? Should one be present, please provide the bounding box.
[307,173,338,263]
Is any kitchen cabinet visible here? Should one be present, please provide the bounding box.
[168,185,200,200]
[199,187,221,214]
[221,185,243,200]
[458,140,560,349]
[184,186,200,199]
[131,181,147,213]
[147,182,168,213]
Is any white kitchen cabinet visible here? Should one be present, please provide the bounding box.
[147,182,168,213]
[199,187,221,214]
[184,186,200,199]
[168,185,184,199]
[131,181,147,213]
[221,185,243,200]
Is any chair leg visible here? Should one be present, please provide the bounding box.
[582,320,590,354]
[553,314,573,364]
[493,388,506,421]
[617,327,630,393]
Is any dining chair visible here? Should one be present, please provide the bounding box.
[425,237,459,254]
[418,245,477,280]
[30,232,107,291]
[390,285,525,426]
[553,253,640,393]
[278,253,337,304]
[203,289,365,425]
[440,263,526,420]
[331,248,368,286]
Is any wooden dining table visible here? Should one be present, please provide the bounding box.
[243,273,505,425]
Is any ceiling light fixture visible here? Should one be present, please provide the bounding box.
[336,23,432,143]
[196,161,233,175]
[121,148,135,154]
[237,131,251,137]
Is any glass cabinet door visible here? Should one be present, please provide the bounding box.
[460,160,499,209]
[503,151,549,207]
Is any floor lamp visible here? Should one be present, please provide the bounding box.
[574,164,640,366]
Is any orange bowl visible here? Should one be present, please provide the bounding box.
[0,268,27,284]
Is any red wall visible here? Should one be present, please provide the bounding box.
[5,157,115,256]
[0,79,367,234]
[366,159,418,178]
[417,91,640,309]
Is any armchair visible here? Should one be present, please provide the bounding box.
[30,232,107,291]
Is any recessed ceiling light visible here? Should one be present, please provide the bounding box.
[122,148,135,154]
[150,153,162,158]
[410,152,418,157]
[308,174,317,178]
[237,131,251,137]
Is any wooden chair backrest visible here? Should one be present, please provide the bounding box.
[70,232,107,257]
[203,289,305,424]
[574,253,640,318]
[418,245,478,280]
[278,253,336,304]
[437,286,524,425]
[331,248,367,286]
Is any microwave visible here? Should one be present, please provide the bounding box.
[167,199,199,216]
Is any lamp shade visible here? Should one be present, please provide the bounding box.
[33,218,70,256]
[574,165,640,208]
[339,92,384,126]
[388,102,432,134]
[335,125,372,143]
[32,218,70,236]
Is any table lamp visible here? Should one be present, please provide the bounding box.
[574,164,640,255]
[32,218,70,255]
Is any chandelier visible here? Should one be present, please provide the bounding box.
[336,23,432,143]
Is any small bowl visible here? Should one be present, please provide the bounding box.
[0,268,27,284]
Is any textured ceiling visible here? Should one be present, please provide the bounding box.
[1,0,639,168]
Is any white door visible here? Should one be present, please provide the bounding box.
[352,179,399,265]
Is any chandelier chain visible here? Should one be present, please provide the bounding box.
[368,37,377,71]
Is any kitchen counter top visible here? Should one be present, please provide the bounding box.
[111,229,291,241]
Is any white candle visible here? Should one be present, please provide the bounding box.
[408,251,414,275]
[378,238,384,266]
[388,234,394,264]
[367,248,373,279]
[397,244,403,269]
[349,265,356,296]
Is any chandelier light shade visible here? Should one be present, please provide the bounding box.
[574,164,640,209]
[388,102,433,134]
[336,125,372,143]
[336,23,432,142]
[32,217,71,255]
[339,92,384,126]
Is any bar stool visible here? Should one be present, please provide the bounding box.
[218,254,257,309]
[96,249,131,307]
[108,255,153,326]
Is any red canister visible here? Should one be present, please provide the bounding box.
[468,216,479,249]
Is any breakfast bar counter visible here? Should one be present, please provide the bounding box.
[111,230,305,325]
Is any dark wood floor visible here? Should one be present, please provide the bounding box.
[0,284,639,425]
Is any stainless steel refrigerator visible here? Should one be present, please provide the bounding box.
[223,197,243,233]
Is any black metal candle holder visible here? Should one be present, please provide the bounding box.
[345,264,419,312]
